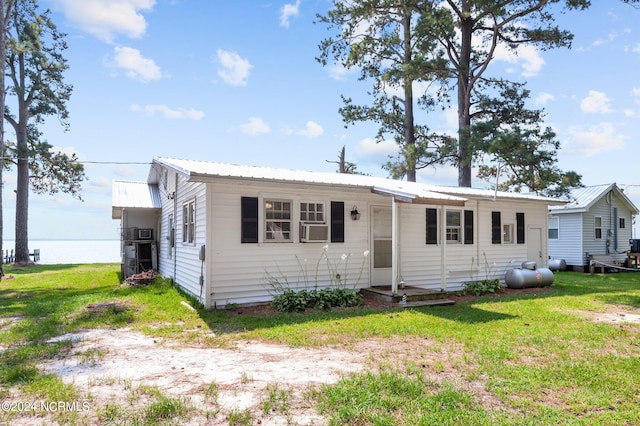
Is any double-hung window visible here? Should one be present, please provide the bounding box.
[548,217,559,240]
[182,200,195,244]
[594,216,603,239]
[446,210,461,242]
[300,202,324,223]
[265,200,292,241]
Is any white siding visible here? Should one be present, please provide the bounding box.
[395,198,549,293]
[206,181,378,308]
[154,170,554,308]
[548,213,584,266]
[156,168,207,302]
[584,193,633,264]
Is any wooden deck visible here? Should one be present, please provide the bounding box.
[360,285,455,307]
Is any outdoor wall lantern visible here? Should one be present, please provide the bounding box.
[350,206,361,221]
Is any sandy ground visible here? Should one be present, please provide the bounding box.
[34,328,366,425]
[2,289,639,425]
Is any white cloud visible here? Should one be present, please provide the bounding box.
[580,90,613,114]
[492,43,545,77]
[216,49,253,86]
[50,0,155,43]
[109,46,162,81]
[296,121,324,138]
[239,117,270,135]
[130,104,204,120]
[535,92,555,106]
[624,109,636,117]
[280,0,300,28]
[356,137,398,156]
[565,122,624,157]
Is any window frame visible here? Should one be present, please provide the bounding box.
[548,216,559,240]
[264,199,293,242]
[594,216,603,240]
[446,210,462,243]
[503,223,515,244]
[300,202,325,223]
[182,199,196,244]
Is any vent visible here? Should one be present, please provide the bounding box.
[300,223,329,242]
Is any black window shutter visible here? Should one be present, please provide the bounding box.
[426,208,437,244]
[331,201,345,243]
[464,210,474,244]
[491,211,501,244]
[516,212,525,244]
[241,197,258,243]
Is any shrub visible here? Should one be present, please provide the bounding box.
[271,288,363,313]
[463,279,504,297]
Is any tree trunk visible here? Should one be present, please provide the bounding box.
[457,0,473,187]
[14,124,29,263]
[14,50,29,263]
[0,0,6,274]
[403,8,416,182]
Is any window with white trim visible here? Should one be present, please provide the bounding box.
[503,223,514,244]
[548,217,559,240]
[265,200,292,241]
[300,202,324,223]
[594,216,603,239]
[182,200,195,244]
[446,210,461,242]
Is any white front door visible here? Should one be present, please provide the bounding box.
[371,206,392,286]
[528,227,543,266]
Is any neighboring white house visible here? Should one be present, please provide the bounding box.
[548,183,639,271]
[112,157,564,309]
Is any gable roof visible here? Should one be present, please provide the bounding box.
[149,157,562,206]
[549,183,639,215]
[112,180,162,219]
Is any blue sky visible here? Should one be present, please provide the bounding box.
[3,0,640,241]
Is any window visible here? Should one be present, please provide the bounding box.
[182,200,195,243]
[548,217,559,240]
[503,223,514,244]
[594,216,602,239]
[620,217,626,229]
[265,200,292,241]
[300,202,324,222]
[446,210,461,242]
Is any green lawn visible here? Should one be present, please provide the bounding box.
[0,263,639,425]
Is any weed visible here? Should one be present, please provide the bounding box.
[261,382,292,415]
[227,407,253,425]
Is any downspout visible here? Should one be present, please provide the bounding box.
[441,205,447,292]
[391,197,399,296]
[172,172,178,280]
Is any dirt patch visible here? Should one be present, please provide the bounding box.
[570,305,640,324]
[37,328,365,425]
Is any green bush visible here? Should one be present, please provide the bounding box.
[271,288,363,313]
[463,278,504,296]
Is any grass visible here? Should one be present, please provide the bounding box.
[0,263,639,424]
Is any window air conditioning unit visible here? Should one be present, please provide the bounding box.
[300,223,329,242]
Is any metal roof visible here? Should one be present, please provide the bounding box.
[150,157,562,205]
[549,183,639,215]
[111,180,162,219]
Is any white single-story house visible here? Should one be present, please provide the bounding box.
[112,157,565,308]
[548,183,639,271]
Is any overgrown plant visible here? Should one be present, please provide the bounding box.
[464,252,505,296]
[267,246,368,313]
